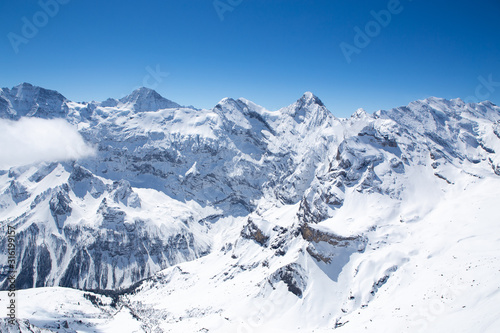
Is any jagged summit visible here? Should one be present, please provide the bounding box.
[298,91,325,107]
[15,82,37,89]
[120,87,163,102]
[276,91,333,128]
[9,82,67,101]
[0,82,68,119]
[215,96,238,107]
[351,108,368,119]
[118,87,182,112]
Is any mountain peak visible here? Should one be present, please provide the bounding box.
[352,108,368,119]
[298,91,324,107]
[119,87,182,112]
[277,91,333,127]
[216,97,237,106]
[0,82,68,119]
[11,82,66,98]
[16,82,34,89]
[120,87,163,102]
[132,86,160,95]
[302,91,315,99]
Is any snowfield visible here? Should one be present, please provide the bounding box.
[0,83,499,332]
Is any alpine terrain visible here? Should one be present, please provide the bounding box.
[0,82,499,332]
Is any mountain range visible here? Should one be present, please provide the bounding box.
[1,83,499,332]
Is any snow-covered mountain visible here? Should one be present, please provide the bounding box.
[1,83,499,332]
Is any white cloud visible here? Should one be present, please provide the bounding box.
[0,118,96,169]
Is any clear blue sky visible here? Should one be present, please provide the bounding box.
[1,0,499,117]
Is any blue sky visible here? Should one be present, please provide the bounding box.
[1,0,499,117]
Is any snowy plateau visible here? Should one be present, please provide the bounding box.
[0,82,500,332]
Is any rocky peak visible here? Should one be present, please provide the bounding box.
[280,92,333,127]
[119,87,182,112]
[214,97,238,109]
[297,91,325,108]
[99,98,119,108]
[0,83,68,119]
[352,108,369,119]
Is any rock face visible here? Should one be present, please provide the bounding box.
[0,162,211,290]
[0,83,68,119]
[49,184,72,229]
[268,263,307,297]
[0,84,499,298]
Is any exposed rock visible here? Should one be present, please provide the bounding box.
[268,263,307,297]
[300,223,361,247]
[7,180,30,204]
[112,180,141,208]
[49,184,72,229]
[241,219,269,246]
[68,165,106,199]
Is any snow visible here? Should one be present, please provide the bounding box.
[335,176,500,333]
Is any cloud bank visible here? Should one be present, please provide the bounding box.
[0,118,96,169]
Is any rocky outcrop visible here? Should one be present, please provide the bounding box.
[69,165,106,199]
[268,263,307,297]
[49,184,72,229]
[241,219,269,246]
[7,180,30,204]
[300,223,361,246]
